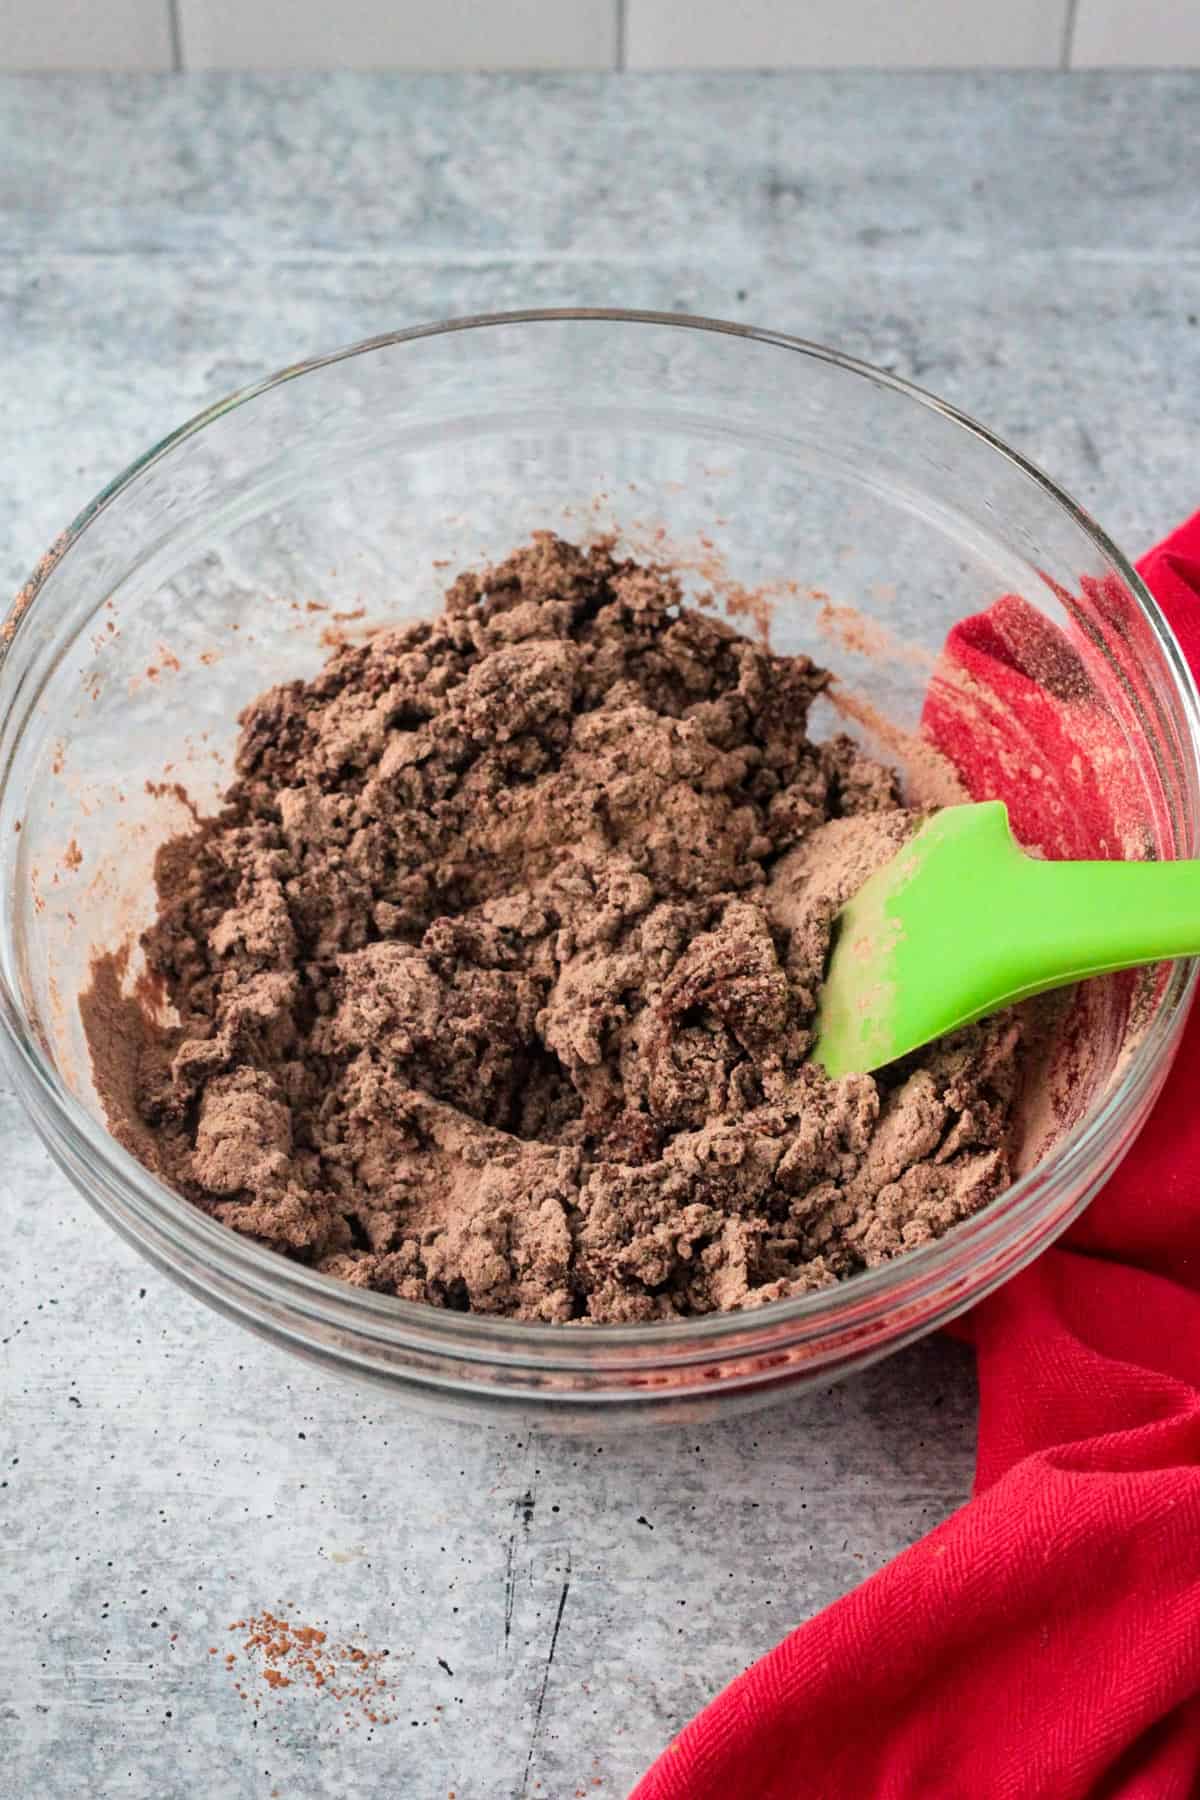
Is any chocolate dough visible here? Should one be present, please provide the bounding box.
[83,535,1023,1322]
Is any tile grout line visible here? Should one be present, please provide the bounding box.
[167,0,184,72]
[1060,0,1081,69]
[615,0,627,71]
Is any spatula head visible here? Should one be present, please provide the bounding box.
[811,801,1029,1078]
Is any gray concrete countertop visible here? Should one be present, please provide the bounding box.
[2,71,1198,1800]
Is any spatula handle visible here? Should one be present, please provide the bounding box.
[1001,854,1200,993]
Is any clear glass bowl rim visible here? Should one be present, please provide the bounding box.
[3,306,1198,1368]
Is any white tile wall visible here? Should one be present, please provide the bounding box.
[1070,0,1200,67]
[4,0,1200,74]
[0,0,172,69]
[177,0,616,69]
[625,0,1068,69]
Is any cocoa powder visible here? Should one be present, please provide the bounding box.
[83,535,1024,1322]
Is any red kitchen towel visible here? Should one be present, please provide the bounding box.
[632,510,1200,1800]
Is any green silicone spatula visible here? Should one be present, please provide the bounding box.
[811,800,1200,1079]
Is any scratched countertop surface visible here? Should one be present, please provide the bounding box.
[2,71,1198,1800]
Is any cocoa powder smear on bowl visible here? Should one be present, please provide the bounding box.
[83,535,1024,1323]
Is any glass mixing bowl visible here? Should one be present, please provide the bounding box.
[2,311,1197,1425]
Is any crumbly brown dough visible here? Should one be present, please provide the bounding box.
[83,535,1024,1323]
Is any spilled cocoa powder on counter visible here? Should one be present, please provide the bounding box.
[217,1610,397,1726]
[83,534,1025,1323]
